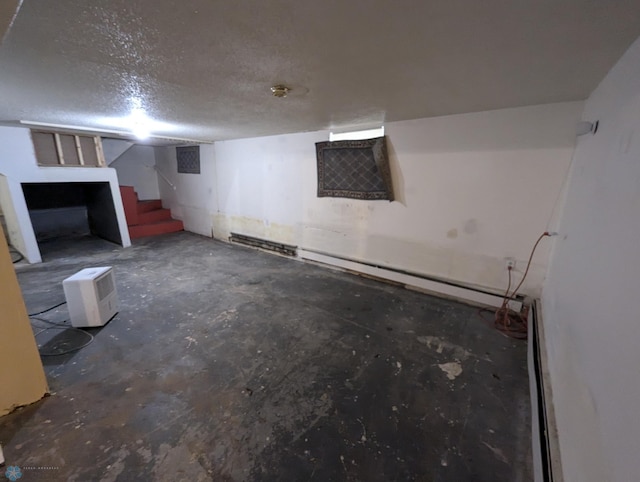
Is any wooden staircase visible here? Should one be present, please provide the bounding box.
[120,186,184,239]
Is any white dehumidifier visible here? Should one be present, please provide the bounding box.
[63,267,119,327]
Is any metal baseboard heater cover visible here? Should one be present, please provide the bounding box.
[229,233,297,257]
[298,248,522,311]
[530,300,563,482]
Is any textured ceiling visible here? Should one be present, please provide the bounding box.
[1,0,639,142]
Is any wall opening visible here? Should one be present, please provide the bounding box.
[21,182,122,259]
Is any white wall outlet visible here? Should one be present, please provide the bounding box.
[505,258,516,270]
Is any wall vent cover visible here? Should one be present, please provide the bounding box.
[229,232,297,257]
[177,146,200,174]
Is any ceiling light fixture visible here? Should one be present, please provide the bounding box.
[128,107,151,140]
[270,84,291,98]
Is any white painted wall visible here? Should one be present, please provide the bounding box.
[542,37,640,482]
[208,102,581,296]
[110,144,160,200]
[0,126,131,263]
[155,144,217,237]
[101,138,134,165]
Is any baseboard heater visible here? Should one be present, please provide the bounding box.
[298,247,522,311]
[229,232,297,257]
[529,301,563,482]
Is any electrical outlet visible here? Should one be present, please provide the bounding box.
[505,258,516,270]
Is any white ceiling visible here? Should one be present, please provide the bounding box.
[1,0,639,142]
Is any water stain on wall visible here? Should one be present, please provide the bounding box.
[213,214,295,245]
[463,219,478,235]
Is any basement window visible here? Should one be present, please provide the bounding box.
[31,130,105,167]
[329,126,384,142]
[316,135,394,201]
[176,146,200,174]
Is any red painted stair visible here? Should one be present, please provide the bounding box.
[120,186,183,240]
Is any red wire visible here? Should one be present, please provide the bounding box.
[504,232,549,306]
[494,232,550,338]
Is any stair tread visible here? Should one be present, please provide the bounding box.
[138,208,171,215]
[140,208,170,213]
[136,219,182,226]
[136,199,163,214]
[129,218,184,239]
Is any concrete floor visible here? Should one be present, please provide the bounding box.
[1,232,532,481]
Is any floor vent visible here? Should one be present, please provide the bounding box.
[229,233,297,257]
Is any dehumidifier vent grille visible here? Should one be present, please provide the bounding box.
[96,272,115,301]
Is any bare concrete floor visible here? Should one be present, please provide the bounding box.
[1,232,532,481]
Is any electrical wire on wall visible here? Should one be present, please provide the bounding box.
[484,232,554,340]
[28,301,95,356]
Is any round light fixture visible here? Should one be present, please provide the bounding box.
[270,84,291,98]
